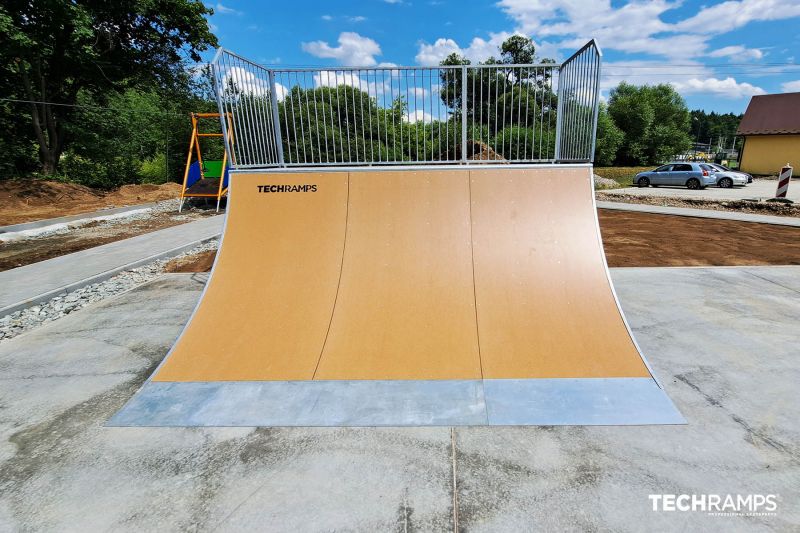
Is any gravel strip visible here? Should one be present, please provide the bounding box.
[0,238,218,343]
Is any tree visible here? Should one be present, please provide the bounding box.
[500,35,536,64]
[437,35,556,154]
[594,104,623,166]
[0,0,217,174]
[607,82,691,165]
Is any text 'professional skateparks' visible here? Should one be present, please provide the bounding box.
[112,165,684,427]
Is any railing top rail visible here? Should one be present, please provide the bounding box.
[211,47,558,72]
[560,39,601,67]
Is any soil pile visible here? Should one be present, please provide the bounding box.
[0,180,182,226]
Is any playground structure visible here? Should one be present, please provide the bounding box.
[113,41,684,426]
[179,112,233,212]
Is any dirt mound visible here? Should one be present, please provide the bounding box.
[105,183,181,204]
[467,140,506,161]
[0,180,182,226]
[163,250,217,273]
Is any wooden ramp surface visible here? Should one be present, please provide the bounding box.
[154,166,650,382]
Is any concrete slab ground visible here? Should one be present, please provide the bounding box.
[0,215,224,316]
[0,268,798,531]
[604,178,800,202]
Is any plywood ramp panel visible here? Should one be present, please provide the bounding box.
[470,167,650,378]
[154,172,348,381]
[314,170,482,380]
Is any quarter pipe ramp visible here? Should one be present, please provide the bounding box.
[112,165,684,426]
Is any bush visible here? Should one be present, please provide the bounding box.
[140,153,168,184]
[494,126,555,160]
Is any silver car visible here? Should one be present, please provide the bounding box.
[634,162,717,190]
[708,163,751,187]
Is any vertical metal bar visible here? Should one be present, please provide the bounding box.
[470,66,476,159]
[258,71,275,165]
[428,69,437,161]
[444,69,450,161]
[405,71,411,160]
[547,66,554,159]
[294,72,307,163]
[211,51,235,168]
[523,67,531,161]
[579,52,589,159]
[590,46,602,163]
[386,70,396,161]
[310,71,322,163]
[268,69,285,166]
[554,61,565,161]
[517,68,523,161]
[251,63,270,165]
[490,67,500,154]
[229,56,254,166]
[359,71,366,163]
[302,71,314,163]
[461,65,467,162]
[479,68,484,152]
[375,71,389,163]
[350,72,358,162]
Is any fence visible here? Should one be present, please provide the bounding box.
[211,40,601,168]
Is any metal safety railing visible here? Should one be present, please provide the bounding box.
[211,40,602,168]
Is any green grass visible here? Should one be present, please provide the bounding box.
[594,166,653,187]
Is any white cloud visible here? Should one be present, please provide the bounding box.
[416,32,523,65]
[671,77,766,99]
[680,0,800,34]
[708,45,763,60]
[496,0,800,60]
[404,109,433,123]
[781,80,800,92]
[321,14,332,21]
[215,2,241,15]
[222,67,288,101]
[302,32,382,66]
[348,15,367,23]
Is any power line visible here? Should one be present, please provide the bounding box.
[0,97,198,117]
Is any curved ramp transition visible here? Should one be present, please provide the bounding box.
[112,166,683,426]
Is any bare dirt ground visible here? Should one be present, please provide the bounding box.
[596,190,800,218]
[0,180,183,226]
[599,210,800,267]
[159,210,800,273]
[0,205,218,272]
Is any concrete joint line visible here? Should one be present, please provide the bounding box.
[451,427,459,533]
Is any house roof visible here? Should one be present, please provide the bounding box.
[737,92,800,135]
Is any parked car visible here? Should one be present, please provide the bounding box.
[708,163,752,186]
[634,162,717,190]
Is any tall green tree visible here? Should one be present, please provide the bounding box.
[594,103,623,166]
[0,0,217,174]
[607,82,691,165]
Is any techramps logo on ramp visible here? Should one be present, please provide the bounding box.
[257,184,318,193]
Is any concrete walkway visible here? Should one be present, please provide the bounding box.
[0,215,224,316]
[0,267,797,530]
[597,200,800,227]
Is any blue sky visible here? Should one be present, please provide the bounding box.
[204,0,800,114]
